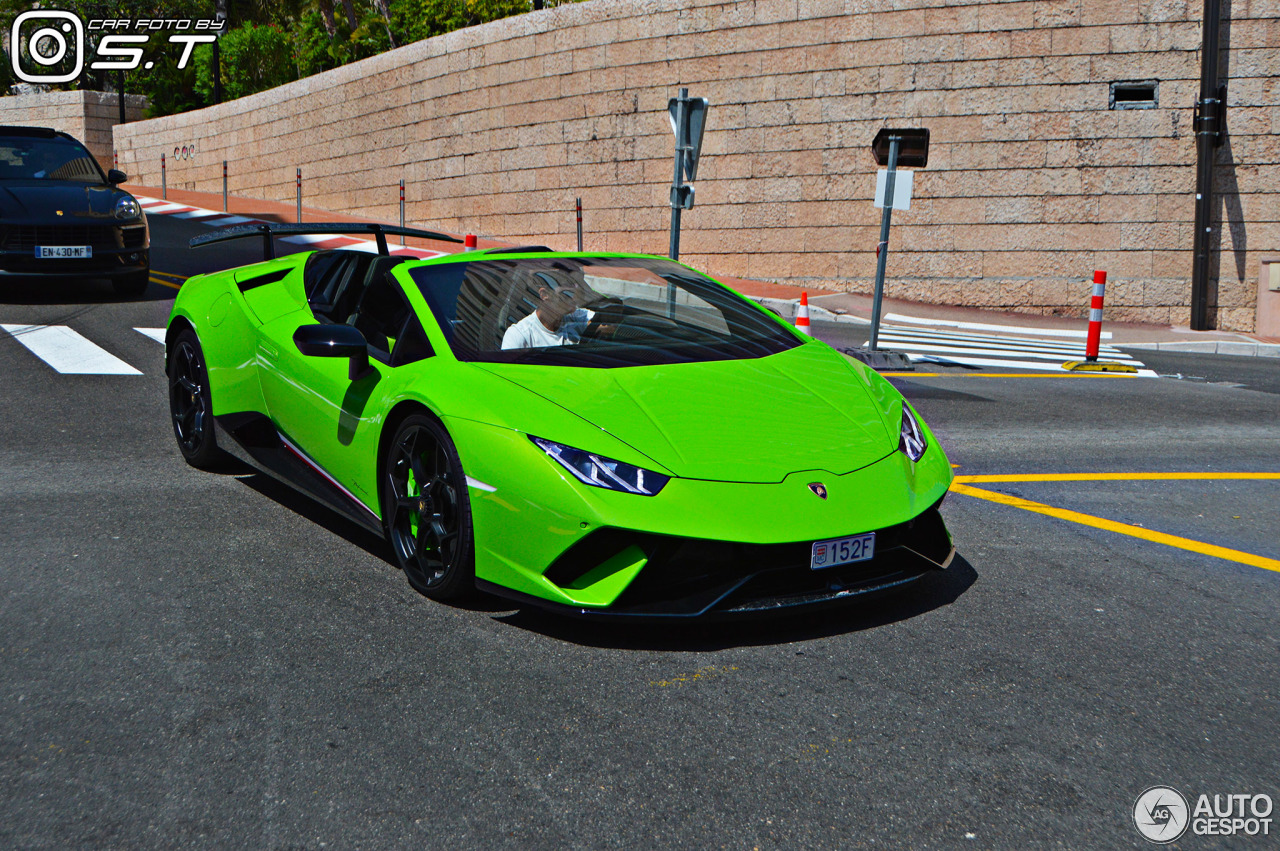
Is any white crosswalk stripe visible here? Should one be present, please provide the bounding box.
[134,327,167,344]
[869,323,1155,375]
[2,324,142,375]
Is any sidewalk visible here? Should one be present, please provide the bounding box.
[128,183,1280,358]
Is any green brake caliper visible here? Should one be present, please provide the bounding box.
[407,466,420,541]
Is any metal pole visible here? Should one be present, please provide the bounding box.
[296,168,302,223]
[668,87,688,263]
[399,179,406,246]
[117,70,126,126]
[576,197,583,251]
[868,135,901,351]
[1190,0,1223,330]
[222,160,228,212]
[161,153,166,199]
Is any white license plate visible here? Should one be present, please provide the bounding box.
[810,532,875,570]
[36,245,92,259]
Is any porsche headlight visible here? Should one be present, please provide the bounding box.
[899,404,927,462]
[530,436,670,496]
[114,196,142,220]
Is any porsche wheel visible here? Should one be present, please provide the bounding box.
[168,328,224,469]
[383,414,475,600]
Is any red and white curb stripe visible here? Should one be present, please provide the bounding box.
[135,195,449,259]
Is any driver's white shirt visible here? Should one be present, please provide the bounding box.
[501,308,593,349]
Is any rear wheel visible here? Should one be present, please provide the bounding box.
[112,268,150,298]
[168,328,224,469]
[383,414,475,600]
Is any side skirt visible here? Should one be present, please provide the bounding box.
[213,411,385,537]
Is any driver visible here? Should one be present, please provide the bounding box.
[502,272,598,349]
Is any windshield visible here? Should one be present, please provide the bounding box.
[409,256,800,367]
[0,136,105,182]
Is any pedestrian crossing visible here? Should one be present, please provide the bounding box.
[5,320,1157,376]
[870,323,1155,375]
[1,324,164,375]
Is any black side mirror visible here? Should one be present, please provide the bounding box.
[106,169,127,184]
[293,324,372,380]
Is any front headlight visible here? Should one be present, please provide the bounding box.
[530,436,670,496]
[114,196,142,219]
[899,404,927,462]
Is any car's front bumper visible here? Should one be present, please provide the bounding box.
[478,503,954,619]
[0,220,148,279]
[450,416,954,617]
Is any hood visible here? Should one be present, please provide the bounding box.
[0,181,126,221]
[476,343,897,483]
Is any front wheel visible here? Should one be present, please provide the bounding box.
[168,328,225,469]
[382,414,475,600]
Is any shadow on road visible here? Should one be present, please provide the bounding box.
[494,554,979,650]
[0,277,171,305]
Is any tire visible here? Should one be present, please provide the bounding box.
[382,414,476,601]
[167,328,225,470]
[112,268,150,298]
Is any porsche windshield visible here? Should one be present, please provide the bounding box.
[410,256,801,367]
[0,136,104,183]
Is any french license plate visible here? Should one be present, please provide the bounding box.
[36,245,92,259]
[810,532,875,570]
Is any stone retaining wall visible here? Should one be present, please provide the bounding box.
[107,0,1276,331]
[0,90,147,169]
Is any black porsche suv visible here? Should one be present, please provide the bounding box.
[0,126,150,296]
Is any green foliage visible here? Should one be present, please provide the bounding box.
[195,22,298,102]
[390,0,532,45]
[293,10,340,79]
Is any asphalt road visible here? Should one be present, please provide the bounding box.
[1,214,1277,849]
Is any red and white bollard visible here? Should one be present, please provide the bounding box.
[795,291,811,335]
[1085,270,1106,362]
[464,234,478,252]
[160,152,166,199]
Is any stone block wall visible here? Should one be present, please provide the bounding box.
[0,90,147,170]
[112,0,1278,331]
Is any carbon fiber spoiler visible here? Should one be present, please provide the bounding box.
[189,222,463,260]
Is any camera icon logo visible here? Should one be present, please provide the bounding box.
[11,11,85,84]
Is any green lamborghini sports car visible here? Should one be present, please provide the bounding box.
[168,223,954,618]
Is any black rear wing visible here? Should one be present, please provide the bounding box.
[189,222,462,260]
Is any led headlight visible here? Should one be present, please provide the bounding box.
[899,404,927,462]
[530,436,669,496]
[114,196,142,219]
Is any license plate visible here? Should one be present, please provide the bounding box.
[810,532,875,570]
[36,245,92,259]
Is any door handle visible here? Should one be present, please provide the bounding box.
[258,342,278,361]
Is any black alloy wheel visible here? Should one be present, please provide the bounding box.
[383,414,475,600]
[168,329,223,469]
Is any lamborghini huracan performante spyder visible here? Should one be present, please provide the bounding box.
[168,223,954,618]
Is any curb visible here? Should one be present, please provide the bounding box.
[747,296,869,326]
[1122,341,1280,358]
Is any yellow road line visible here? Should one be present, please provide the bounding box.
[150,277,181,290]
[955,472,1280,484]
[950,482,1280,573]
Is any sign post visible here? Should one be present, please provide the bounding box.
[667,87,708,262]
[868,128,929,351]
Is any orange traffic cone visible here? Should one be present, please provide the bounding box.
[795,291,811,335]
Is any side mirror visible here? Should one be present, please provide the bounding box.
[293,324,372,380]
[106,169,127,184]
